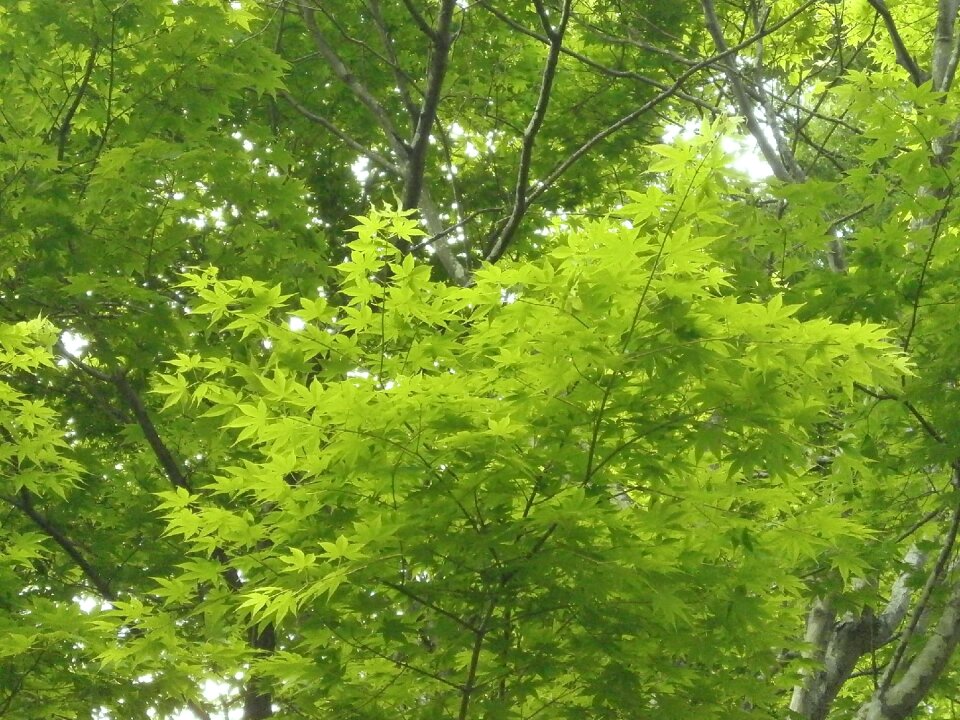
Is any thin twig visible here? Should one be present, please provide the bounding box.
[381,580,480,633]
[413,207,502,250]
[853,381,946,444]
[903,190,955,353]
[897,508,947,543]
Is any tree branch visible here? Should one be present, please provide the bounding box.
[878,546,928,638]
[399,0,436,39]
[416,187,470,285]
[54,41,100,162]
[412,207,502,250]
[701,0,803,182]
[279,90,402,175]
[903,190,954,353]
[366,0,421,124]
[525,0,821,210]
[857,494,960,719]
[54,345,193,492]
[184,699,213,720]
[381,579,481,633]
[479,1,719,116]
[483,0,572,263]
[568,11,697,66]
[326,623,463,690]
[457,601,495,720]
[295,1,468,284]
[112,372,191,491]
[751,0,805,174]
[878,506,960,695]
[865,0,927,86]
[5,489,117,602]
[402,0,457,211]
[789,596,835,719]
[298,3,407,155]
[243,623,276,720]
[932,0,960,90]
[312,2,405,73]
[790,547,927,720]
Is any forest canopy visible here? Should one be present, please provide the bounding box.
[3,1,960,719]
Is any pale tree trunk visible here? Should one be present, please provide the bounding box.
[698,1,960,717]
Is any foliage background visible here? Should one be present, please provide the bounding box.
[3,1,960,719]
